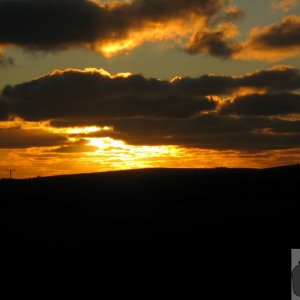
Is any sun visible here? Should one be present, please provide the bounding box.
[85,137,182,169]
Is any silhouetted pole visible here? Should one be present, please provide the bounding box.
[6,169,16,179]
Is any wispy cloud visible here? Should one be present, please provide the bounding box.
[272,0,298,12]
[186,15,300,61]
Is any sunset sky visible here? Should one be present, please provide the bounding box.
[0,0,300,178]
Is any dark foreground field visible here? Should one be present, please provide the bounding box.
[1,165,299,299]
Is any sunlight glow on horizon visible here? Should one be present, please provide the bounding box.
[1,132,300,179]
[85,137,183,169]
[0,114,300,178]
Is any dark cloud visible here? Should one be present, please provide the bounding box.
[1,69,216,120]
[251,16,300,48]
[1,1,299,61]
[186,15,300,61]
[0,0,224,55]
[49,114,300,152]
[270,118,300,133]
[0,0,113,50]
[238,66,300,91]
[86,115,300,151]
[0,127,67,148]
[2,67,300,121]
[97,114,265,138]
[186,28,237,58]
[220,93,300,116]
[1,67,300,152]
[51,139,98,153]
[0,99,9,119]
[186,21,240,58]
[174,65,300,95]
[186,132,300,151]
[235,15,300,61]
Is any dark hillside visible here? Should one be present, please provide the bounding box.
[1,166,299,299]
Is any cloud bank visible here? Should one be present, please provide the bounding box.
[1,66,300,151]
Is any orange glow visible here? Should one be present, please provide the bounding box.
[50,126,113,135]
[1,141,300,179]
[0,117,299,178]
[85,137,182,169]
[96,39,138,58]
[93,17,207,57]
[87,137,128,149]
[276,113,300,121]
[170,76,182,83]
[1,115,300,179]
[0,118,113,136]
[0,44,12,55]
[0,118,50,130]
[0,118,299,178]
[42,68,132,79]
[90,0,134,9]
[207,95,225,103]
[226,5,241,14]
[217,22,240,39]
[232,87,267,97]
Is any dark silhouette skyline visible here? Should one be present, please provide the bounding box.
[0,165,298,299]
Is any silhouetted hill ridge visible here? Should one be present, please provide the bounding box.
[0,164,298,212]
[0,164,298,299]
[19,163,300,180]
